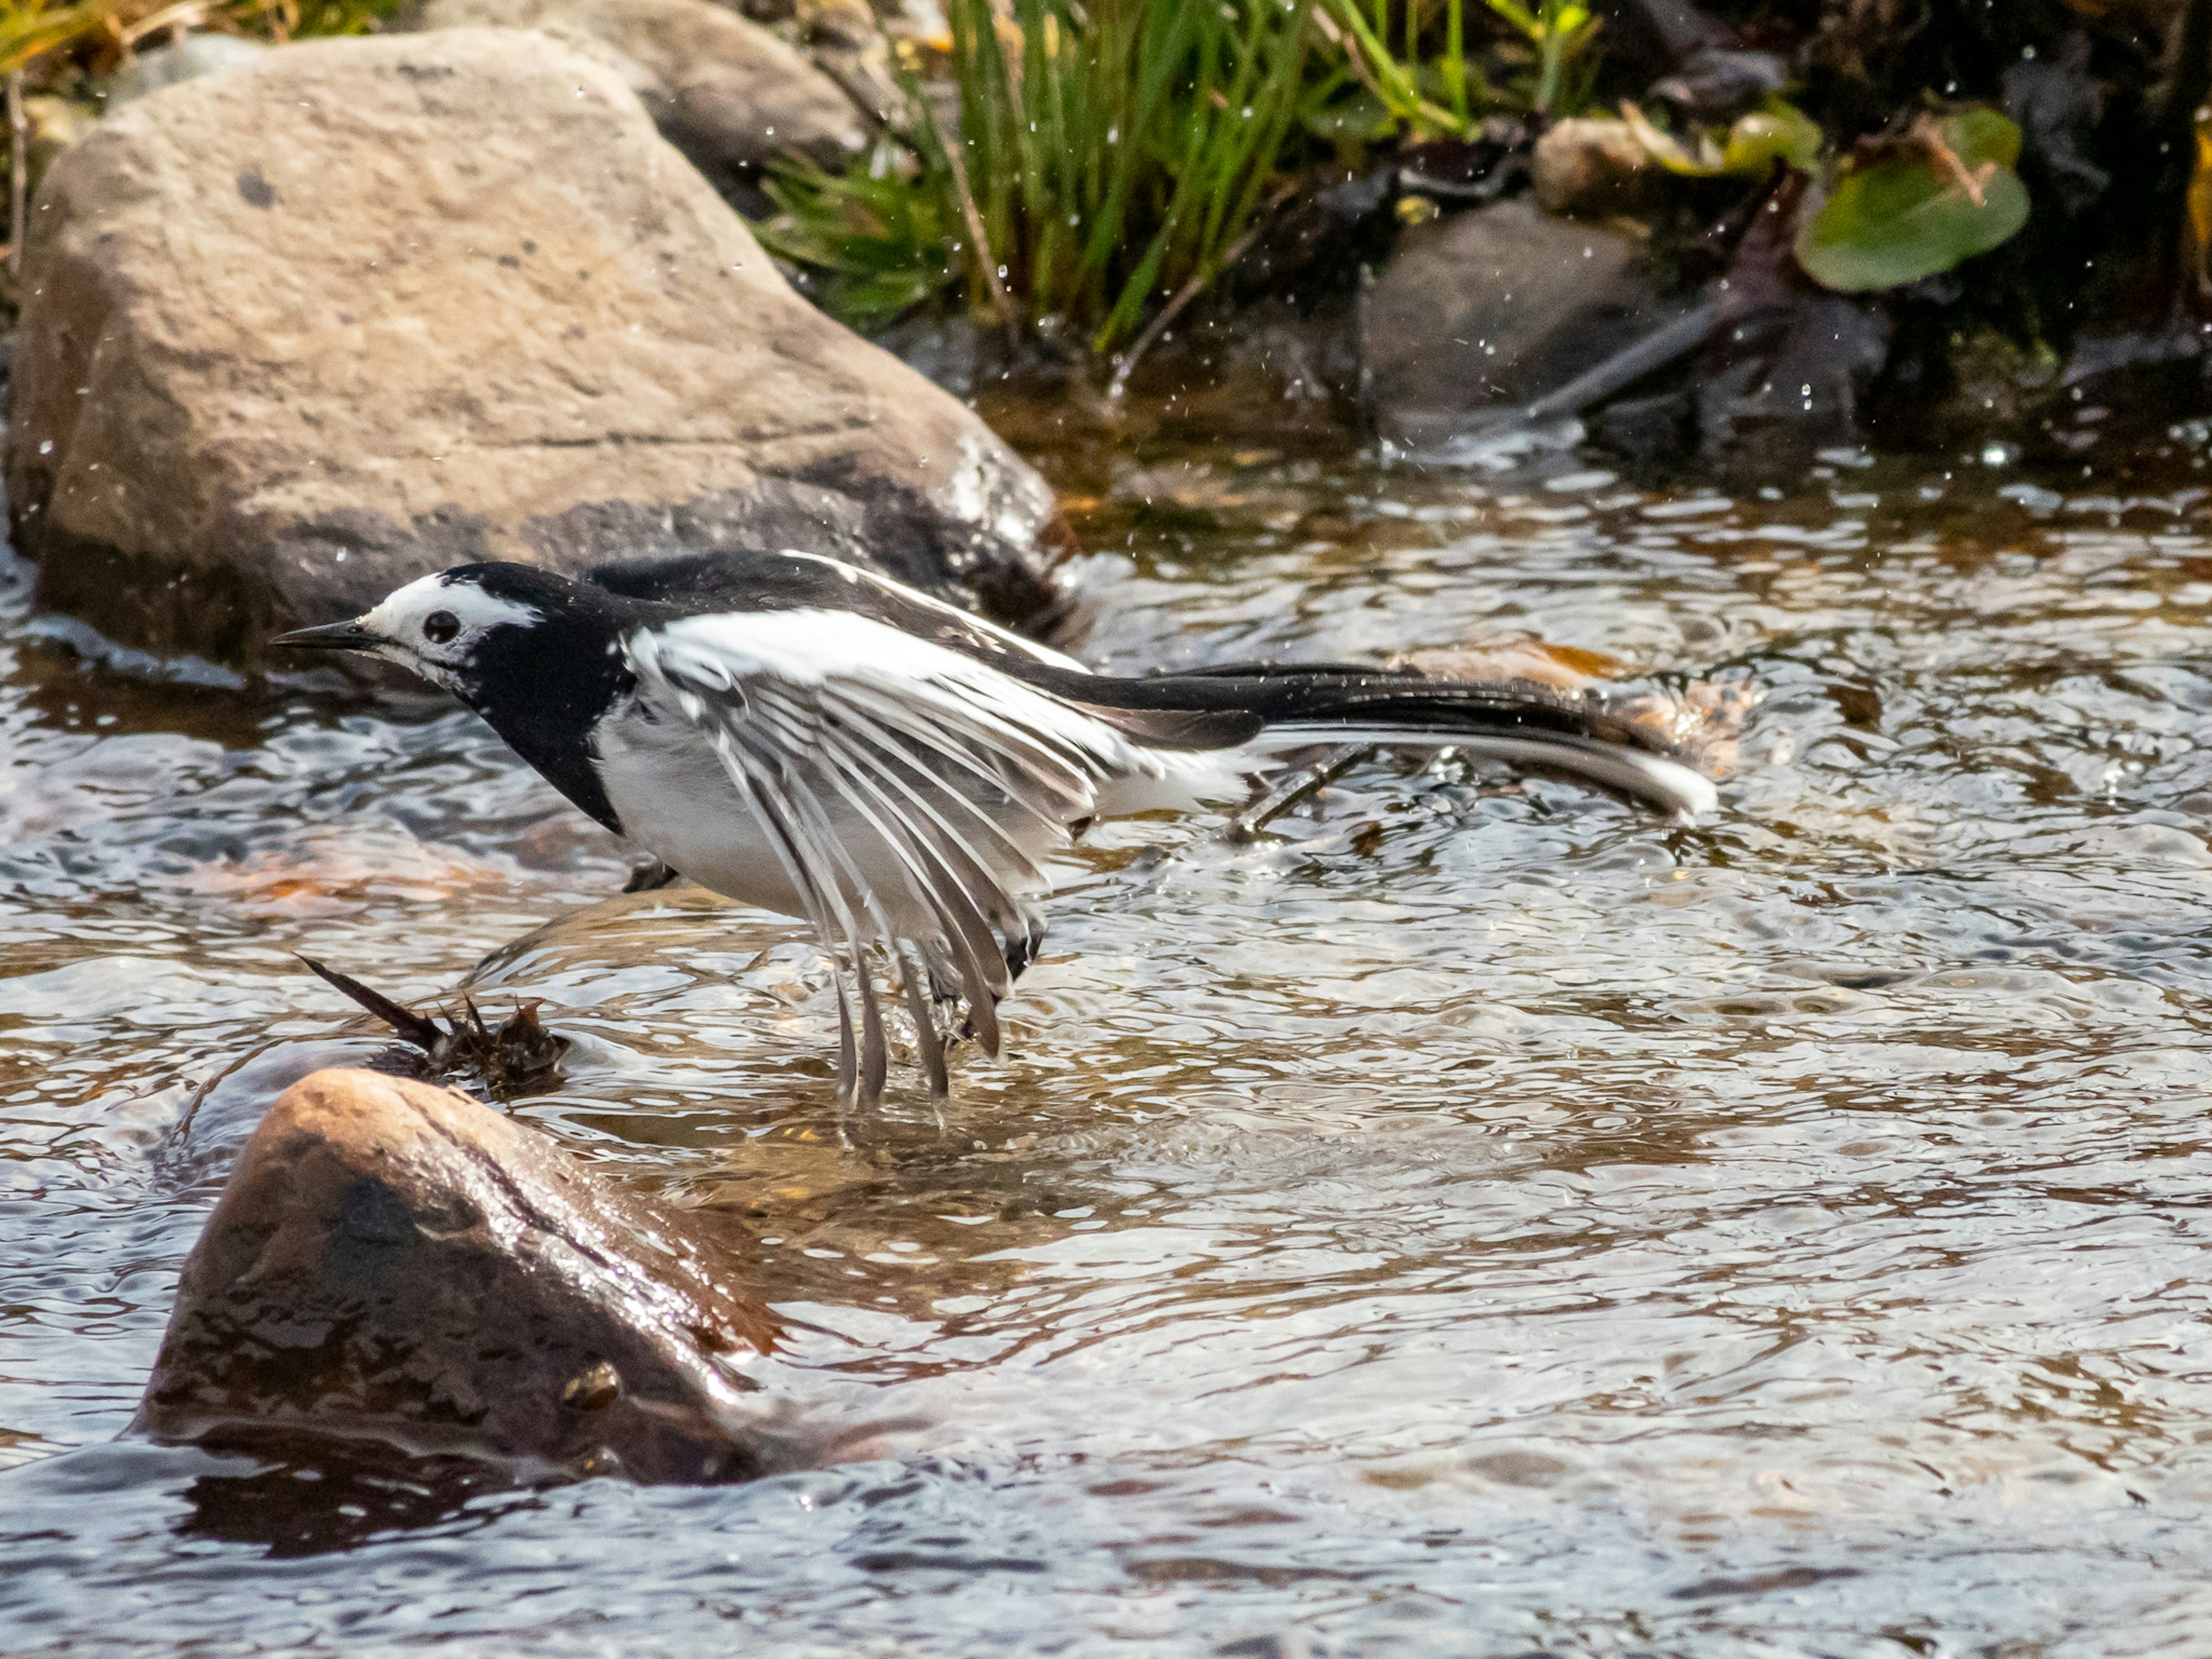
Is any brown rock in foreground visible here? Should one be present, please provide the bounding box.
[9,30,1058,668]
[137,1068,791,1483]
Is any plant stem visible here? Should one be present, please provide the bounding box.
[7,69,22,281]
[1536,0,1562,115]
[1324,0,1465,132]
[1444,0,1466,122]
[941,134,1020,340]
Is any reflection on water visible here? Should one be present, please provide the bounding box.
[5,418,2212,1653]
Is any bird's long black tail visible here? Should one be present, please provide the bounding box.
[1041,661,1720,819]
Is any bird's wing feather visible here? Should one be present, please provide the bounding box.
[622,609,1140,1097]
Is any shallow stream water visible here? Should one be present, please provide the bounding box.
[4,400,2212,1654]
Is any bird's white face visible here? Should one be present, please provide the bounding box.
[351,573,545,693]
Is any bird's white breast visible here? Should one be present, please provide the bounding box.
[592,696,810,918]
[592,691,1079,932]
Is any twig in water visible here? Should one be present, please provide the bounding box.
[171,1066,225,1144]
[1225,743,1373,842]
[1471,301,1719,434]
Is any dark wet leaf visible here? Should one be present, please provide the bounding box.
[1694,172,1893,475]
[297,956,566,1097]
[298,954,442,1051]
[1796,109,2031,291]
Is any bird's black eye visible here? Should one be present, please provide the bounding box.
[422,610,460,646]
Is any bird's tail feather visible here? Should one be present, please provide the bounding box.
[1243,723,1716,817]
[1063,666,1721,820]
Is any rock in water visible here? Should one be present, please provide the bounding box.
[412,0,867,182]
[135,1068,793,1482]
[1531,118,1663,218]
[8,31,1058,669]
[1359,198,1690,451]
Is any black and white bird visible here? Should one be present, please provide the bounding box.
[273,551,1718,1105]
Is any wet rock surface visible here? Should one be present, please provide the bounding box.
[137,1067,796,1483]
[412,0,868,181]
[1359,198,1690,450]
[7,29,1059,669]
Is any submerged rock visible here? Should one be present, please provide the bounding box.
[137,1068,794,1482]
[9,30,1058,669]
[412,0,867,181]
[1359,198,1690,449]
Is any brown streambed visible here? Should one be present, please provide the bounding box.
[3,399,2211,1653]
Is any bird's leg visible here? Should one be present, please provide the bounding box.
[938,912,1041,1046]
[895,938,950,1097]
[1003,910,1048,983]
[1224,744,1373,842]
[830,972,858,1109]
[919,940,967,1027]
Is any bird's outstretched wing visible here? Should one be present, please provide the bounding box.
[623,609,1154,1105]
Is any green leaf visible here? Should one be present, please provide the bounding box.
[1622,97,1822,179]
[1945,106,2023,171]
[1483,0,1540,36]
[1721,101,1823,176]
[1795,111,2031,293]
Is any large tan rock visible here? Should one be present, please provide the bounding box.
[137,1068,793,1482]
[9,30,1057,668]
[413,0,868,179]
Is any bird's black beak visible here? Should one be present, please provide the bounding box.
[270,618,380,653]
